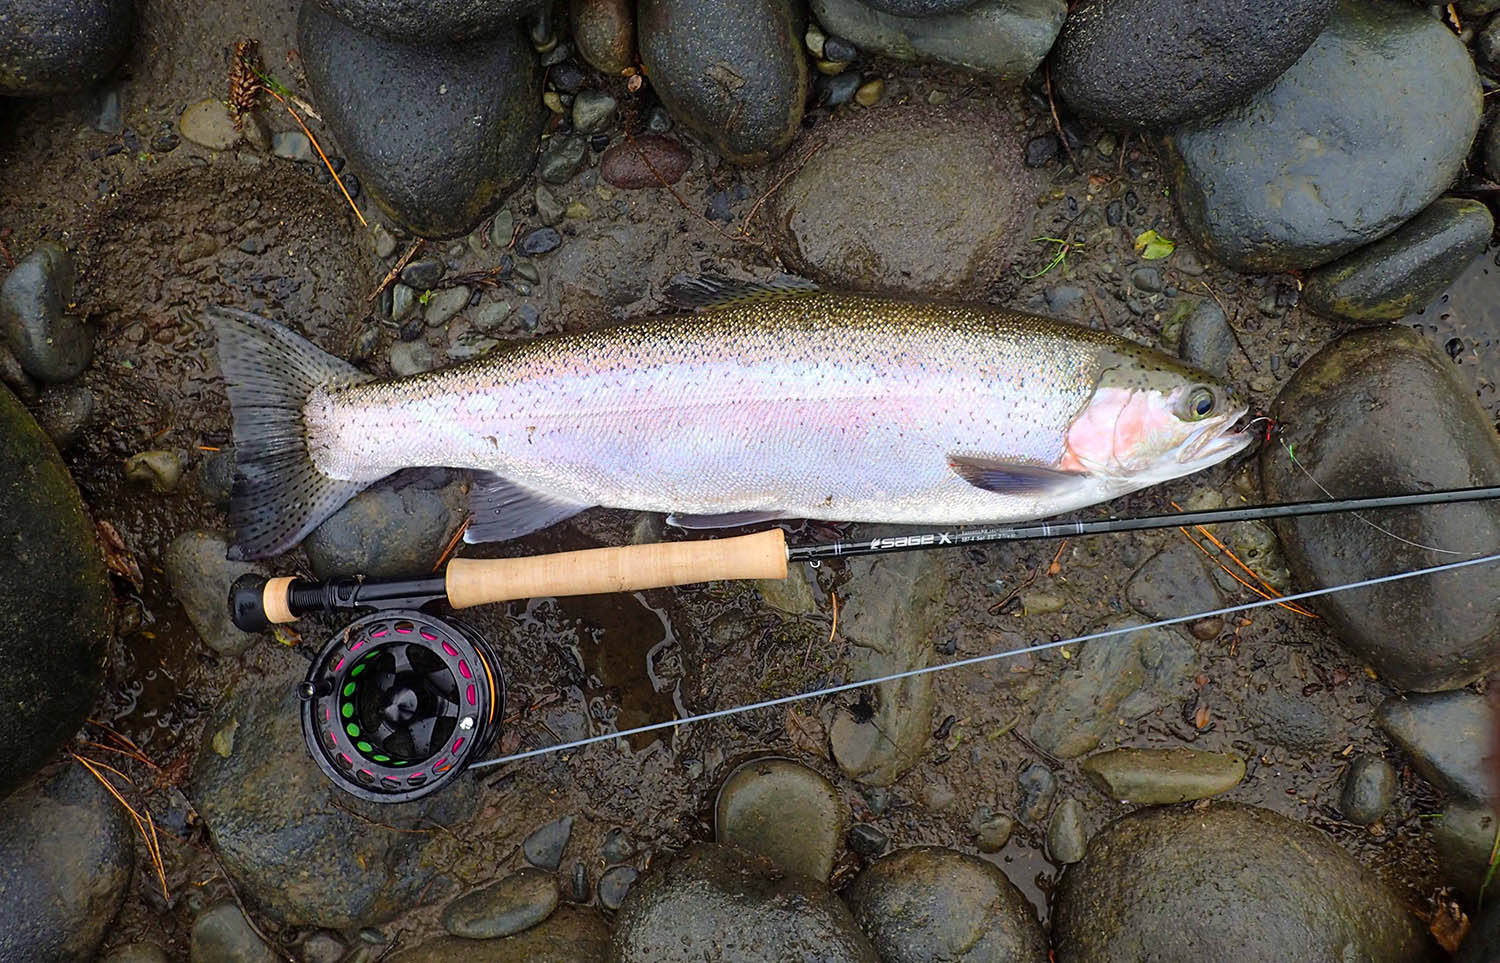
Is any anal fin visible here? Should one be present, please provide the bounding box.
[948,455,1088,495]
[463,471,592,543]
[665,510,785,530]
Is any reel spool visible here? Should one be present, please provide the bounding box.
[299,609,503,802]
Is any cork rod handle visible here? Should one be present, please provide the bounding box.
[444,529,789,609]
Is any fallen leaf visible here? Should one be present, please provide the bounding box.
[95,520,143,591]
[1193,704,1212,730]
[1428,897,1468,953]
[785,707,827,758]
[1133,228,1175,260]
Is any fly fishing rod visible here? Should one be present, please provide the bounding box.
[229,484,1500,802]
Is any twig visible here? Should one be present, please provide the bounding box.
[1044,67,1079,173]
[735,141,821,244]
[432,516,471,571]
[265,88,365,227]
[367,240,423,304]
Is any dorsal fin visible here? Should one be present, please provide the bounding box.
[664,274,821,313]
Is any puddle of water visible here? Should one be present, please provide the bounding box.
[1403,244,1500,425]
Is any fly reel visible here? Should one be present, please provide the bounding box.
[298,609,503,802]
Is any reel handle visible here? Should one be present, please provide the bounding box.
[229,529,790,629]
[445,528,789,608]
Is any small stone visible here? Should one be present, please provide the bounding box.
[1339,754,1397,825]
[390,283,418,321]
[514,260,541,284]
[241,112,272,152]
[823,35,857,62]
[543,90,565,114]
[818,71,861,107]
[1376,691,1495,802]
[572,89,618,133]
[197,446,236,507]
[400,258,445,289]
[645,104,673,133]
[811,0,1065,80]
[440,868,558,940]
[816,57,849,75]
[524,815,574,870]
[1176,299,1234,376]
[149,129,181,153]
[539,135,588,183]
[598,865,637,911]
[473,301,513,331]
[1023,134,1059,168]
[1080,748,1246,804]
[298,934,344,963]
[124,450,182,493]
[519,227,562,255]
[31,385,93,449]
[572,0,635,74]
[600,134,691,189]
[805,23,827,58]
[488,209,514,248]
[371,223,397,259]
[515,304,540,331]
[166,531,261,655]
[846,823,888,859]
[388,340,435,376]
[973,812,1015,853]
[0,243,90,383]
[190,903,277,963]
[1125,543,1221,621]
[1434,800,1499,900]
[1047,797,1087,864]
[179,98,240,150]
[423,286,470,327]
[714,757,846,882]
[1130,266,1163,292]
[853,78,884,107]
[601,828,635,865]
[535,185,565,226]
[1016,762,1056,825]
[91,87,122,134]
[271,129,313,162]
[564,201,589,220]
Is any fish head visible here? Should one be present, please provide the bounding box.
[1063,349,1253,485]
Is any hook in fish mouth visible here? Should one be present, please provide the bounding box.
[1178,404,1257,465]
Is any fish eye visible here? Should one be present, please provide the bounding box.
[1185,387,1216,420]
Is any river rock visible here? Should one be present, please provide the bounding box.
[810,0,1064,79]
[1303,197,1494,322]
[312,0,544,43]
[1338,754,1396,825]
[32,384,93,449]
[1124,542,1221,622]
[1433,800,1498,900]
[0,764,134,961]
[828,551,944,786]
[599,135,691,189]
[189,903,277,963]
[1052,804,1431,962]
[304,471,464,578]
[766,103,1043,298]
[523,815,575,871]
[1376,691,1495,801]
[1488,122,1500,182]
[572,0,635,74]
[1163,0,1481,272]
[1047,796,1087,865]
[103,944,171,963]
[189,664,480,928]
[1028,619,1197,759]
[0,386,111,798]
[1050,0,1333,129]
[298,3,543,238]
[1080,748,1245,804]
[0,243,92,383]
[715,757,847,882]
[0,0,133,95]
[1262,327,1500,691]
[844,846,1046,962]
[1174,299,1234,377]
[638,0,807,165]
[179,98,241,151]
[395,906,610,962]
[165,531,263,655]
[441,868,559,939]
[611,843,878,961]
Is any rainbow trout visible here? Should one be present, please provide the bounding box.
[211,279,1251,560]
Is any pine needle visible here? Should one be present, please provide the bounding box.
[70,753,169,899]
[1171,501,1318,618]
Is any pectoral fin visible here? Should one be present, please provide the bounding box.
[947,455,1088,495]
[464,471,591,543]
[665,510,785,530]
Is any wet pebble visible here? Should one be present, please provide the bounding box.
[473,300,514,331]
[1303,196,1494,321]
[423,286,470,326]
[1433,800,1499,899]
[0,243,91,383]
[572,0,634,74]
[305,473,464,578]
[1052,805,1430,961]
[846,823,888,859]
[611,843,877,962]
[371,223,397,258]
[1339,754,1397,825]
[298,934,344,963]
[389,338,436,375]
[534,185,565,226]
[165,530,262,655]
[598,134,691,191]
[1023,134,1059,168]
[538,134,588,183]
[600,828,635,865]
[400,258,445,289]
[1130,266,1163,293]
[178,98,241,150]
[31,384,93,449]
[1047,797,1087,865]
[1080,747,1245,804]
[973,811,1014,853]
[1263,327,1500,690]
[853,78,883,106]
[1016,762,1056,825]
[571,89,617,133]
[1175,299,1233,376]
[845,846,1047,962]
[271,129,313,161]
[524,815,575,871]
[1376,690,1494,801]
[638,0,807,165]
[810,0,1064,79]
[124,449,182,492]
[817,70,862,107]
[441,868,558,940]
[1125,542,1220,621]
[715,757,846,882]
[190,903,277,963]
[519,226,562,255]
[598,865,637,911]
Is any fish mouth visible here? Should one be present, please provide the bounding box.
[1176,405,1257,467]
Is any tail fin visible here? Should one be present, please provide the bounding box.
[209,307,375,561]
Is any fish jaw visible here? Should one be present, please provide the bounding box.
[1064,386,1254,484]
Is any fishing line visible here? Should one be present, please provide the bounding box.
[468,549,1500,771]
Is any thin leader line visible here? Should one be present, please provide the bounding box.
[469,550,1500,772]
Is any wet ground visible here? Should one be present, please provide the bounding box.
[2,0,1496,955]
